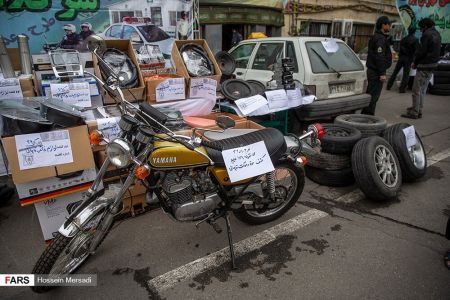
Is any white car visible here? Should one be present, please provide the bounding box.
[229,37,370,120]
[100,17,174,59]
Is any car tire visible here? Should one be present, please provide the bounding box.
[335,114,387,138]
[436,64,450,72]
[302,144,351,170]
[305,166,354,187]
[433,76,450,85]
[382,123,427,182]
[321,123,362,154]
[352,136,402,201]
[429,87,450,96]
[295,96,371,120]
[433,70,450,79]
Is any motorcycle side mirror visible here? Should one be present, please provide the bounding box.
[216,116,235,130]
[86,34,107,55]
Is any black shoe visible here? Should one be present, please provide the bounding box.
[401,113,419,119]
[386,86,392,91]
[399,89,406,93]
[418,112,422,118]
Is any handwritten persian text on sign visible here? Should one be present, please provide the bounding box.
[50,82,91,107]
[97,117,121,142]
[190,78,217,101]
[156,78,185,102]
[221,141,275,183]
[286,88,302,107]
[234,95,268,116]
[15,130,73,170]
[265,89,289,109]
[0,78,23,100]
[402,125,417,149]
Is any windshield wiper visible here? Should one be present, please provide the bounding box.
[311,48,342,78]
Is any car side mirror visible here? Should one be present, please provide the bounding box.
[216,116,235,130]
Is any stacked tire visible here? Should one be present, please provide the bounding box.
[303,123,361,187]
[335,114,387,137]
[429,62,450,96]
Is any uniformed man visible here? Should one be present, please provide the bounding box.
[361,16,393,115]
[60,24,81,49]
[79,22,94,41]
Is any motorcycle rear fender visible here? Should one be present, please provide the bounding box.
[58,196,112,238]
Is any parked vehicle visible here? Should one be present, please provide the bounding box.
[229,37,371,120]
[100,17,174,58]
[30,37,324,293]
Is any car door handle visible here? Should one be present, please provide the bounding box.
[237,72,243,75]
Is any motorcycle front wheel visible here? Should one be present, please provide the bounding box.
[31,208,112,293]
[233,161,305,225]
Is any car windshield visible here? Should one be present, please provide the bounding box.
[306,41,364,73]
[137,25,170,42]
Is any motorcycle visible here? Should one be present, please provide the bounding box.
[31,36,324,293]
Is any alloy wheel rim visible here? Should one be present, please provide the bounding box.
[374,145,399,188]
[408,138,426,169]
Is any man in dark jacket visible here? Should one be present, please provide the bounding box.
[386,27,418,93]
[361,16,392,115]
[402,18,441,119]
[60,24,81,49]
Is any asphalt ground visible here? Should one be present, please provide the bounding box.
[1,88,449,299]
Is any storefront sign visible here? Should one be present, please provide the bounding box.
[50,82,91,107]
[396,0,450,43]
[221,141,275,183]
[0,78,23,100]
[15,130,73,170]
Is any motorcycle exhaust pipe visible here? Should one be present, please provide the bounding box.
[17,35,33,75]
[0,36,15,78]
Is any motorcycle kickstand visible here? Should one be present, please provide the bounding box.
[224,212,237,270]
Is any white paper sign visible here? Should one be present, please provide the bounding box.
[189,78,217,101]
[265,89,289,109]
[97,117,121,142]
[402,125,417,149]
[221,141,275,183]
[0,78,23,100]
[302,95,316,105]
[286,88,303,107]
[321,39,339,53]
[50,82,91,108]
[235,95,268,116]
[156,78,185,102]
[15,130,73,170]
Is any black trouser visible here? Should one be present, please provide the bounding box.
[362,68,384,115]
[386,56,412,91]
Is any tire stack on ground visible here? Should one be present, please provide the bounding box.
[303,123,362,187]
[302,113,428,202]
[429,62,450,96]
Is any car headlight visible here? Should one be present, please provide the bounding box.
[106,138,134,168]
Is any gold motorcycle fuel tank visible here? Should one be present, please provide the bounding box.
[149,140,210,169]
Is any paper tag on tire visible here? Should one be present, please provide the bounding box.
[402,125,416,149]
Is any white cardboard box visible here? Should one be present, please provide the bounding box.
[34,191,86,241]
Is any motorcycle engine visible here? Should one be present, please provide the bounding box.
[161,170,221,221]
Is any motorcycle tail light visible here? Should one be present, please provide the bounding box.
[311,123,325,140]
[297,155,307,166]
[135,164,150,180]
[89,130,103,145]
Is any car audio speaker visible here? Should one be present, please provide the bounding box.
[215,51,236,76]
[246,80,266,96]
[221,79,254,101]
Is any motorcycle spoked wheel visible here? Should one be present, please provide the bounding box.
[31,209,113,293]
[233,161,305,225]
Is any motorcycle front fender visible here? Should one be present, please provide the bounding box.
[58,196,112,238]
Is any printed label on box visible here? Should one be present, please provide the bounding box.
[0,78,23,100]
[190,78,217,101]
[156,78,185,102]
[50,82,91,108]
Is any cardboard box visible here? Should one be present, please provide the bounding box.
[145,74,186,103]
[1,125,95,184]
[16,168,97,206]
[171,40,222,92]
[92,40,145,105]
[34,190,86,241]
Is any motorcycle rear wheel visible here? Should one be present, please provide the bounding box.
[233,161,305,225]
[31,209,112,293]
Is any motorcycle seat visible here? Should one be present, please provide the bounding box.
[204,128,287,167]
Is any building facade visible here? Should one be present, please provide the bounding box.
[284,0,399,52]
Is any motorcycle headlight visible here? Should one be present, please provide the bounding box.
[106,138,134,168]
